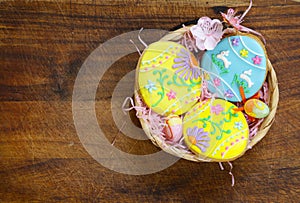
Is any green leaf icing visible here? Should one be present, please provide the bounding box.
[167,74,201,92]
[212,54,229,75]
[231,74,250,93]
[152,69,168,107]
[192,105,237,140]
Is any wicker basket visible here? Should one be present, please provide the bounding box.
[134,27,279,162]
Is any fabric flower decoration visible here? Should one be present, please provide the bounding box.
[187,127,210,152]
[221,0,266,44]
[145,80,157,93]
[190,17,223,51]
[221,8,244,30]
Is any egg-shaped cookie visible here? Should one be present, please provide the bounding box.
[201,34,267,102]
[137,41,202,116]
[163,114,183,142]
[244,99,269,119]
[183,99,249,161]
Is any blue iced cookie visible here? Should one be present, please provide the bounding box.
[201,34,267,102]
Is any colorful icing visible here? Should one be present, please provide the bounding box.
[211,104,224,115]
[172,47,201,80]
[234,121,243,130]
[231,38,239,46]
[216,50,231,68]
[183,99,249,161]
[240,49,249,58]
[145,80,157,93]
[211,54,229,74]
[213,77,221,87]
[137,41,202,116]
[166,89,176,100]
[240,69,254,88]
[244,99,270,118]
[201,35,267,102]
[252,55,262,65]
[186,127,210,152]
[224,89,234,98]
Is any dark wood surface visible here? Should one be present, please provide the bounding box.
[1,0,300,202]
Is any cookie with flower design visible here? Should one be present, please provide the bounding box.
[200,34,268,102]
[183,99,249,161]
[137,41,202,116]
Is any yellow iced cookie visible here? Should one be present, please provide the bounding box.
[183,99,249,161]
[137,41,202,116]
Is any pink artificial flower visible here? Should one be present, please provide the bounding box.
[211,104,224,115]
[190,17,223,51]
[166,89,176,100]
[221,0,253,30]
[221,8,244,30]
[221,0,266,44]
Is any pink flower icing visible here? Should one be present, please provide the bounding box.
[252,55,262,65]
[166,89,176,100]
[213,77,221,87]
[211,104,224,115]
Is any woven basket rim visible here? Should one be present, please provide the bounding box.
[134,27,279,162]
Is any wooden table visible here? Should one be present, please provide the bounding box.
[1,0,299,202]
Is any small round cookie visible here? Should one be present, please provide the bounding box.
[183,99,249,161]
[137,41,202,116]
[201,34,267,102]
[163,114,183,142]
[244,99,269,119]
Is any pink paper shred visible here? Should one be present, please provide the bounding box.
[122,96,166,138]
[179,26,198,53]
[122,96,191,151]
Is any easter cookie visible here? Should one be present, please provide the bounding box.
[163,114,183,142]
[201,34,267,102]
[244,99,269,119]
[183,99,249,161]
[137,41,202,116]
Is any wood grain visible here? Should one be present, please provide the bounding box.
[0,0,299,202]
